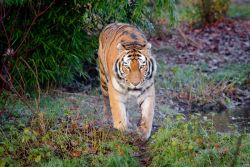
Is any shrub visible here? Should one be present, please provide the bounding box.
[198,0,230,24]
[0,0,176,93]
[180,0,230,25]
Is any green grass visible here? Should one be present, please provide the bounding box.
[0,107,138,166]
[228,4,250,19]
[0,125,138,166]
[157,63,250,107]
[212,64,250,85]
[1,93,250,166]
[158,63,250,90]
[150,114,250,167]
[0,93,139,167]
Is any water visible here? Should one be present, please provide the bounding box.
[203,106,250,133]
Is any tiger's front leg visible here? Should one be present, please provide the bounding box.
[108,82,128,131]
[137,85,155,140]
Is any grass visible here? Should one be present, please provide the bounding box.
[212,64,250,85]
[158,62,250,90]
[0,124,138,166]
[0,94,139,166]
[157,62,250,109]
[0,93,138,166]
[1,91,250,166]
[227,3,250,19]
[150,114,250,167]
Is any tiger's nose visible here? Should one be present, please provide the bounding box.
[131,81,140,86]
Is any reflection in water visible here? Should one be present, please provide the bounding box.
[203,106,250,133]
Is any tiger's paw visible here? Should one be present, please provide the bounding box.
[113,121,129,132]
[137,126,151,141]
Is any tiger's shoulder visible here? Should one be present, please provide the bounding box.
[99,23,147,49]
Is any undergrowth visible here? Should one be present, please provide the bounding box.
[1,94,250,166]
[0,94,139,166]
[150,114,250,167]
[0,122,138,167]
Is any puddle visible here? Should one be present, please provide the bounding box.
[203,105,250,133]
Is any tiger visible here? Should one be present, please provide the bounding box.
[98,23,157,140]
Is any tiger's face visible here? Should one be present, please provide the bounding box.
[114,42,156,89]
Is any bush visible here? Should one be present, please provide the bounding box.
[198,0,230,24]
[0,0,176,93]
[180,0,230,25]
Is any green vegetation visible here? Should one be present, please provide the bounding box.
[212,64,250,85]
[178,0,230,24]
[1,0,176,92]
[1,1,250,166]
[0,123,138,166]
[157,62,250,108]
[228,3,250,19]
[150,114,250,166]
[0,94,139,166]
[178,1,250,28]
[177,0,250,25]
[1,95,249,166]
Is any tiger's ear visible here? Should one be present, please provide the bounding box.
[117,43,123,50]
[117,43,125,54]
[146,43,152,49]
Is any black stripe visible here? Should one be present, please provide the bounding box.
[100,69,105,75]
[128,87,142,91]
[145,58,150,78]
[101,80,108,92]
[118,80,126,89]
[99,60,108,81]
[139,100,144,109]
[151,58,155,74]
[114,59,118,74]
[115,59,123,80]
[100,75,107,82]
[101,84,108,91]
[99,59,104,67]
[146,58,154,80]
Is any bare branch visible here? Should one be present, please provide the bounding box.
[14,0,55,55]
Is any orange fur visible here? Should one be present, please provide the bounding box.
[98,23,156,140]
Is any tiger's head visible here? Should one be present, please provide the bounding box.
[114,42,156,90]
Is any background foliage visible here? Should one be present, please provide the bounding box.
[0,0,176,93]
[179,0,230,25]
